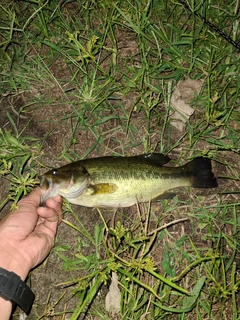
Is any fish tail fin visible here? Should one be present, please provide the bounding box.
[184,157,218,188]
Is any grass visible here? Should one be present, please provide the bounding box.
[0,0,239,319]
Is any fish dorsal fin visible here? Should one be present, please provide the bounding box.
[136,153,170,166]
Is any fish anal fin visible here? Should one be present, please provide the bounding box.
[86,183,118,195]
[152,192,176,201]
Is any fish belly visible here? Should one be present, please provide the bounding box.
[65,176,191,208]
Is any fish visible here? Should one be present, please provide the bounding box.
[40,153,217,208]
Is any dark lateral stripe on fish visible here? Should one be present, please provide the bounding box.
[87,156,217,188]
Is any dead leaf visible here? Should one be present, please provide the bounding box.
[105,272,121,316]
[170,79,204,131]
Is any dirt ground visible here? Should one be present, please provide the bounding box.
[0,4,239,319]
[1,88,239,320]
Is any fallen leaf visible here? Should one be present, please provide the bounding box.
[170,79,204,131]
[105,272,121,316]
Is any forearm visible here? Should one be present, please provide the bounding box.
[0,250,30,320]
[0,298,12,320]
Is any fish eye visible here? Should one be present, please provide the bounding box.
[52,169,58,176]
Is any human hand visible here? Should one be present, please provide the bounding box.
[0,187,62,280]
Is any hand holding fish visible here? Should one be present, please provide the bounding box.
[0,188,62,319]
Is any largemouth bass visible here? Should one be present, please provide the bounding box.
[40,153,217,208]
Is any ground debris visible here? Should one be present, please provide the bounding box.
[170,78,204,131]
[105,272,121,317]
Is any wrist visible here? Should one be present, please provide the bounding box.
[0,267,35,316]
[0,242,31,281]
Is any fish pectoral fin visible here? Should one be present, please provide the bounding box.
[86,183,118,195]
[152,192,176,201]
